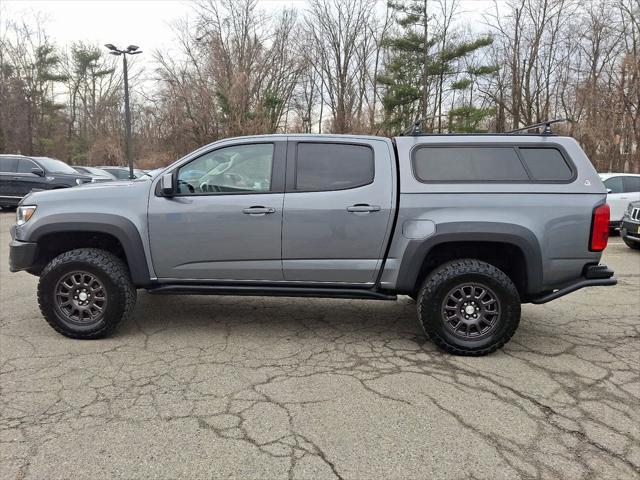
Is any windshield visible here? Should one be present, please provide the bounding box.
[82,166,114,177]
[34,157,79,174]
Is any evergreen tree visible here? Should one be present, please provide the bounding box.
[378,0,496,133]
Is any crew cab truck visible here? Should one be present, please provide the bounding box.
[9,129,616,355]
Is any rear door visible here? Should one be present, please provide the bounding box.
[281,138,394,284]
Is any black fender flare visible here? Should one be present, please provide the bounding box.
[394,222,543,295]
[28,213,152,287]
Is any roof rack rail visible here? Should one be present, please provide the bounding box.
[506,118,570,135]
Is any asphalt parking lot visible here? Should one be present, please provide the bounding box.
[0,211,638,480]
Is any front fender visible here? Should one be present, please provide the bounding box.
[25,213,151,287]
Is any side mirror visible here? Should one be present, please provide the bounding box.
[606,189,612,194]
[31,167,45,177]
[161,172,175,196]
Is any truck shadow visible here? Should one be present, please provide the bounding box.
[127,291,427,345]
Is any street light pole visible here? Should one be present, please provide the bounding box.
[122,54,132,180]
[104,44,142,180]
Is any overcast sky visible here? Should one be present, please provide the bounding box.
[3,0,498,60]
[2,0,498,95]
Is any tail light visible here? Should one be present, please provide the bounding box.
[590,203,610,251]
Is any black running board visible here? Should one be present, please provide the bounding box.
[146,284,397,301]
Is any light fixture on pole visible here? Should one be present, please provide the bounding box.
[104,44,142,180]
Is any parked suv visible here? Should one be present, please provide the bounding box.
[9,125,617,355]
[0,155,91,208]
[621,201,640,250]
[599,173,640,229]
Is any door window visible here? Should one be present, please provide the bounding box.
[0,157,18,173]
[603,177,624,193]
[623,176,640,193]
[294,143,374,191]
[177,143,274,195]
[16,159,38,173]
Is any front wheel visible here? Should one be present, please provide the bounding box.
[37,249,136,339]
[417,259,520,356]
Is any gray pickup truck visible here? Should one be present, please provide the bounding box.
[9,127,616,355]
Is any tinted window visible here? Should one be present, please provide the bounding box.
[623,176,640,193]
[295,143,374,191]
[604,177,624,194]
[412,146,528,182]
[177,143,273,194]
[0,157,18,173]
[519,148,572,181]
[17,159,38,173]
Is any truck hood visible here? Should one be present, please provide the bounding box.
[22,177,153,206]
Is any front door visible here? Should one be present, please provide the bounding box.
[148,141,286,281]
[13,158,47,196]
[281,139,394,284]
[0,156,19,202]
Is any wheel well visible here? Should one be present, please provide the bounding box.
[413,241,527,296]
[31,231,128,275]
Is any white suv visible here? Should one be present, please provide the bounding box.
[600,173,640,229]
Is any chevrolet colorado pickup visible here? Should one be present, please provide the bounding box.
[9,129,617,355]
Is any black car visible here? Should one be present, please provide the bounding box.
[72,166,117,182]
[0,155,92,208]
[98,166,151,180]
[621,201,640,250]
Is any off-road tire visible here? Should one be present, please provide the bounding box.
[417,259,520,356]
[623,237,640,250]
[37,248,136,339]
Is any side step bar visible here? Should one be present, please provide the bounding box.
[146,284,397,301]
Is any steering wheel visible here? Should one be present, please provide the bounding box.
[177,179,195,194]
[200,182,222,193]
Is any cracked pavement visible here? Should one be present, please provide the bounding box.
[0,211,639,479]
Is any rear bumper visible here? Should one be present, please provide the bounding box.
[621,220,640,242]
[530,264,616,304]
[9,226,38,272]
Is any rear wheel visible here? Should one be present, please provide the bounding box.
[37,248,136,339]
[417,259,520,356]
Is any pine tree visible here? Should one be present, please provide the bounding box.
[378,0,496,133]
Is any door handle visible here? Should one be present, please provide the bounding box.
[242,206,276,215]
[347,204,381,213]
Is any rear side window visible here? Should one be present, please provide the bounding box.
[0,157,18,173]
[412,146,528,182]
[623,176,640,193]
[604,177,624,194]
[519,148,573,181]
[295,143,374,191]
